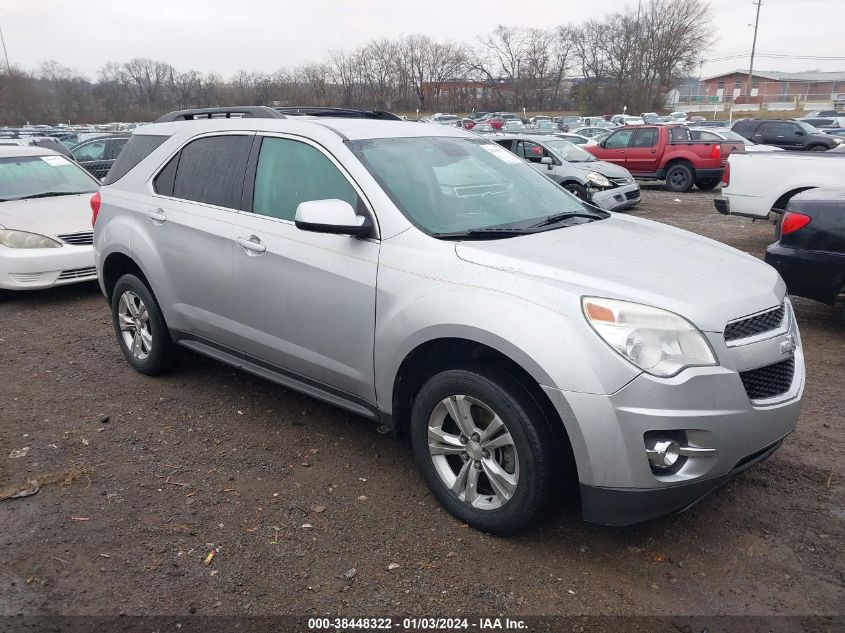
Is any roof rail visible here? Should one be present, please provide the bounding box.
[274,106,402,121]
[154,106,285,123]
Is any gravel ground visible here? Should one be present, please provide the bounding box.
[1,186,843,618]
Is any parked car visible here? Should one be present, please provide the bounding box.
[731,119,841,152]
[805,110,844,118]
[554,132,599,146]
[714,151,845,220]
[609,115,644,126]
[669,112,688,121]
[573,126,614,139]
[640,112,662,124]
[764,188,845,319]
[0,146,100,292]
[689,128,783,153]
[502,120,527,133]
[471,122,496,134]
[690,119,731,128]
[468,112,489,121]
[429,114,461,126]
[531,120,556,134]
[798,116,845,130]
[555,116,583,132]
[586,124,729,192]
[70,134,130,179]
[492,134,640,210]
[94,106,804,534]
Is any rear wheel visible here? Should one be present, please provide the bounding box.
[410,368,556,535]
[563,182,588,200]
[665,163,694,193]
[110,274,182,375]
[695,177,720,191]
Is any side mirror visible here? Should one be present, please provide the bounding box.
[295,199,371,237]
[599,140,607,148]
[540,156,553,169]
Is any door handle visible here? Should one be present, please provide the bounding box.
[146,208,167,224]
[235,235,266,254]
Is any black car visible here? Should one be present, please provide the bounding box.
[69,134,130,179]
[732,119,839,152]
[765,188,845,319]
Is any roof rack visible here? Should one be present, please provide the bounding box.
[274,106,401,121]
[155,106,285,123]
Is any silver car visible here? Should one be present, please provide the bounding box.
[94,108,804,534]
[491,135,640,211]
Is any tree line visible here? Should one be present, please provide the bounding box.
[0,0,711,125]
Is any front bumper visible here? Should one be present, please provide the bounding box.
[542,305,805,526]
[0,244,96,290]
[590,183,641,211]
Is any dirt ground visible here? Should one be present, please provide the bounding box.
[1,186,843,619]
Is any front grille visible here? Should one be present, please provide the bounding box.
[625,190,640,200]
[740,358,795,400]
[58,266,96,280]
[610,177,633,185]
[724,304,785,342]
[58,231,94,245]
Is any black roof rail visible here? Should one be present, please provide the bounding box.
[154,106,285,123]
[273,106,402,121]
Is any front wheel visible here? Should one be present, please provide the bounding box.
[563,182,588,200]
[695,177,720,191]
[410,368,555,534]
[665,163,694,193]
[809,145,827,152]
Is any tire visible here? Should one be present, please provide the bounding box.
[664,162,694,193]
[809,145,827,152]
[110,274,181,375]
[695,177,720,191]
[563,182,588,200]
[409,367,555,535]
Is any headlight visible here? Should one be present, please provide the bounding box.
[833,137,843,144]
[0,229,62,249]
[582,297,717,377]
[586,172,611,188]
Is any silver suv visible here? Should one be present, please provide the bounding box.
[94,107,804,534]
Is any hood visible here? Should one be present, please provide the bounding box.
[571,159,632,179]
[0,194,94,237]
[454,214,784,333]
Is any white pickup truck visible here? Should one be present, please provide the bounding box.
[715,151,845,219]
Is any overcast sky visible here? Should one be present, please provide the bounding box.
[1,0,842,79]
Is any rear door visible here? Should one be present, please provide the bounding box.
[625,127,660,173]
[596,128,635,167]
[147,133,253,347]
[228,135,379,404]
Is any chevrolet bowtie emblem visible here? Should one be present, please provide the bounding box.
[780,335,795,355]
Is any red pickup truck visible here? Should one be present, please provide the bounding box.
[585,124,732,192]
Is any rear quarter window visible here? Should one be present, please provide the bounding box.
[102,134,168,185]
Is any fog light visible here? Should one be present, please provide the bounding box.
[649,440,681,468]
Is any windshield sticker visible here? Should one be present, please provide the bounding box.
[41,155,70,167]
[479,144,524,165]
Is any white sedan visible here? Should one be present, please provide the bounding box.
[0,146,99,291]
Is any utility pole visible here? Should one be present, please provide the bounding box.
[746,0,762,98]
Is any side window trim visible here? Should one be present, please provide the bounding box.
[148,131,255,213]
[245,132,379,238]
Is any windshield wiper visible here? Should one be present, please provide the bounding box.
[14,191,85,200]
[432,227,534,240]
[529,211,604,229]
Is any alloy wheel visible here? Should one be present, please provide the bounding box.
[117,290,153,360]
[427,395,519,510]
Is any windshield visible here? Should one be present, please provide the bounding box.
[348,137,593,235]
[543,139,596,162]
[0,155,97,201]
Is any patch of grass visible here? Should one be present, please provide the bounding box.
[0,463,93,501]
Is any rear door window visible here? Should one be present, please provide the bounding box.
[251,137,360,221]
[631,128,658,147]
[170,135,252,209]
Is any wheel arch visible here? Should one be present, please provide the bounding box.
[772,186,816,212]
[102,251,151,304]
[389,336,578,482]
